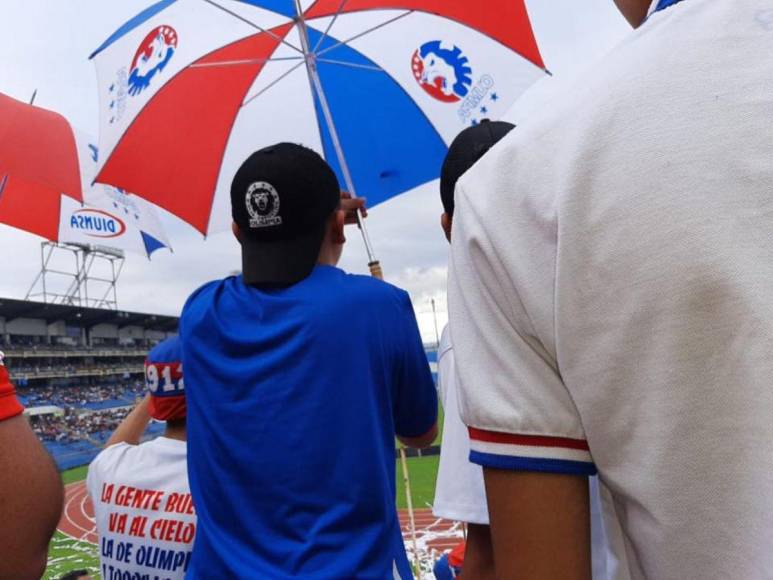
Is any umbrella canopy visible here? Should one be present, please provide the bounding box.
[58,187,172,258]
[90,0,546,236]
[0,92,83,239]
[0,119,171,258]
[58,136,172,258]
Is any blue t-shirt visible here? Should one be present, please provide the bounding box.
[180,266,437,579]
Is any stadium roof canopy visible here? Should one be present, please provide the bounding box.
[0,297,178,332]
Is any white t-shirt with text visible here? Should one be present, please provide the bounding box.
[87,437,196,580]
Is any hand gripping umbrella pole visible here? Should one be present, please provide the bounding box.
[294,3,418,570]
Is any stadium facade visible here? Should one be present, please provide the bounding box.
[0,298,177,469]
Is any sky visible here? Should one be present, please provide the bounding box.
[0,0,630,342]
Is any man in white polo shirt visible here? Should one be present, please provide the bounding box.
[449,0,773,578]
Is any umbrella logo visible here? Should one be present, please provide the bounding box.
[246,182,282,228]
[69,209,127,239]
[412,41,473,103]
[128,25,178,97]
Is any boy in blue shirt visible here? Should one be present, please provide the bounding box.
[181,143,438,579]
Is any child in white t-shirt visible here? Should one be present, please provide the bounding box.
[432,120,516,579]
[87,337,195,580]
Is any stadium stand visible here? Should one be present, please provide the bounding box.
[0,298,177,469]
[0,297,439,469]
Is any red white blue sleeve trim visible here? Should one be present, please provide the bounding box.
[468,427,597,476]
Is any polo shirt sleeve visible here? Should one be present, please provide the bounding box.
[0,366,24,422]
[392,291,438,439]
[448,172,596,477]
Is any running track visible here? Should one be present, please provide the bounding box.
[59,481,462,554]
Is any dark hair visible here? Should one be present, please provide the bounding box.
[60,570,89,580]
[440,120,515,216]
[166,417,187,430]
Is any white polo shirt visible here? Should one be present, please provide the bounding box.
[432,325,489,525]
[449,0,773,577]
[87,437,196,580]
[433,327,626,579]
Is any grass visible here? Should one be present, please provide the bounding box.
[44,532,99,580]
[62,465,88,485]
[396,454,440,510]
[394,400,444,510]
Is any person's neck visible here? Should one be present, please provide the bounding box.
[163,426,186,442]
[316,244,341,267]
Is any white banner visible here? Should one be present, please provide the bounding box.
[59,133,171,257]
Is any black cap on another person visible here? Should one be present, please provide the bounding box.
[440,119,515,216]
[231,143,340,286]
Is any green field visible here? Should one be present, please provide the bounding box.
[62,465,88,485]
[48,453,440,578]
[45,532,100,580]
[396,454,440,510]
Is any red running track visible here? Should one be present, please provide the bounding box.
[58,481,97,544]
[59,481,461,554]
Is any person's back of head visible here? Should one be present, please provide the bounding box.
[439,120,515,242]
[145,336,186,441]
[230,143,342,287]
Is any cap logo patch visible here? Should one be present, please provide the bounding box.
[245,181,282,228]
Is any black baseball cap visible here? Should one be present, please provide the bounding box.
[231,143,340,286]
[440,119,515,215]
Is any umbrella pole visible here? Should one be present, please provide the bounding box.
[294,11,382,279]
[294,6,419,572]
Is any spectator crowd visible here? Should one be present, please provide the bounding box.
[19,382,144,408]
[29,408,132,444]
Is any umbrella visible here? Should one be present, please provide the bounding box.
[0,92,83,240]
[0,120,172,258]
[58,137,172,258]
[59,185,171,258]
[89,0,547,267]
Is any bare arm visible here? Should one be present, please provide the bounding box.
[0,415,63,579]
[484,468,591,580]
[397,422,438,449]
[105,395,151,447]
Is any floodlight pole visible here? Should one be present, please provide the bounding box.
[293,5,382,279]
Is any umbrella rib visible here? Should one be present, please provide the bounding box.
[315,10,412,58]
[190,56,304,69]
[201,0,304,54]
[241,61,306,107]
[311,0,349,53]
[315,58,382,72]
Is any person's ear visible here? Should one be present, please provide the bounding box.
[331,210,346,244]
[441,212,452,242]
[232,222,243,243]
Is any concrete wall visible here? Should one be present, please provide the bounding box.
[6,317,48,336]
[119,326,145,340]
[91,323,119,339]
[47,320,66,338]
